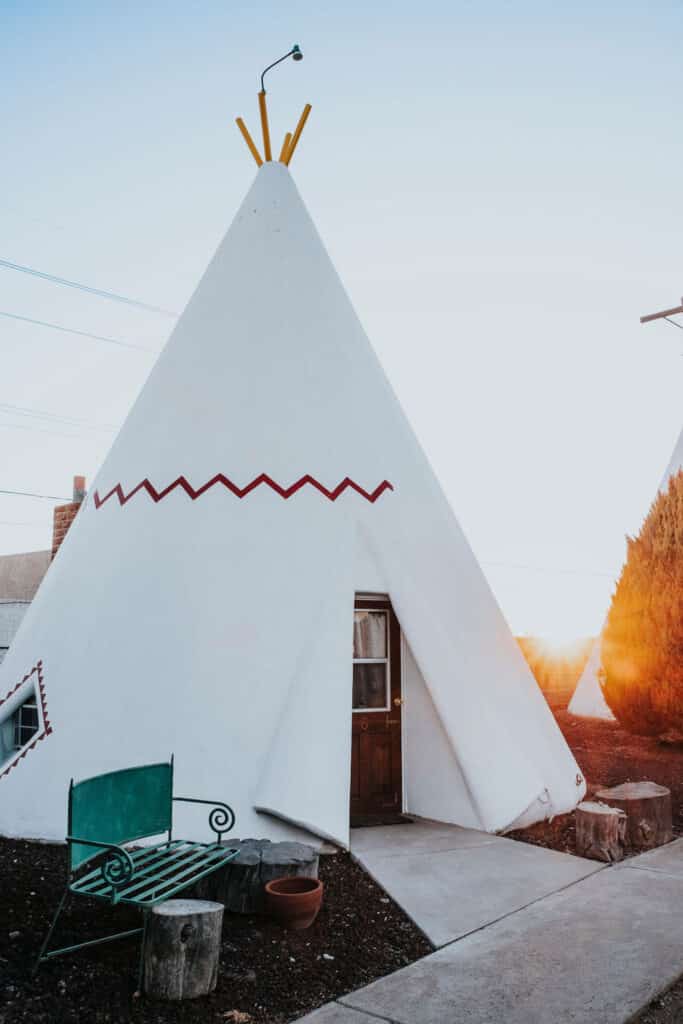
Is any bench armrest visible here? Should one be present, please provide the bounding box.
[66,835,136,894]
[172,797,236,843]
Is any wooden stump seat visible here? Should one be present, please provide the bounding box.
[193,838,319,914]
[593,782,672,853]
[576,801,627,862]
[144,899,223,999]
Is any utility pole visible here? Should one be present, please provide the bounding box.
[640,298,683,328]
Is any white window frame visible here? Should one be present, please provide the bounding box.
[352,607,391,713]
[13,693,39,751]
[0,677,45,774]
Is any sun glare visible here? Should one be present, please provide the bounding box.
[532,634,587,661]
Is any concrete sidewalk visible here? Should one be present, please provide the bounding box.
[295,826,683,1024]
[351,820,601,947]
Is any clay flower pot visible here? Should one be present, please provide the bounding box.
[264,876,323,930]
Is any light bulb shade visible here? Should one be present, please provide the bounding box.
[292,44,303,60]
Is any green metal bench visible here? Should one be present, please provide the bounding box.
[35,757,239,985]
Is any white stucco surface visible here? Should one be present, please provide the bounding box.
[402,637,482,829]
[0,163,585,845]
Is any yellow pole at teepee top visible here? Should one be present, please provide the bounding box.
[235,118,263,167]
[284,104,312,166]
[279,132,293,163]
[235,45,309,167]
[258,92,272,162]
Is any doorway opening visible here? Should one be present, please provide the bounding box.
[350,595,405,827]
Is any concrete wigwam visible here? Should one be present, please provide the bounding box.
[0,121,586,846]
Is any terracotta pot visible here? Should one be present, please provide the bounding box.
[264,876,323,930]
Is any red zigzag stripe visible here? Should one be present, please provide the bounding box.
[94,474,394,509]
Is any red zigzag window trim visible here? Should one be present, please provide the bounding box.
[93,474,394,509]
[0,660,51,781]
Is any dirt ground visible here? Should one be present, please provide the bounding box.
[0,841,430,1024]
[5,662,683,1023]
[510,700,683,853]
[639,984,683,1024]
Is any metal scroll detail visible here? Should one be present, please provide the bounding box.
[208,803,236,842]
[101,847,135,889]
[172,797,236,844]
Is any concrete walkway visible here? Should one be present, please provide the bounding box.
[350,820,600,947]
[296,825,683,1024]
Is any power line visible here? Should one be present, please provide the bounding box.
[0,401,115,431]
[0,488,71,501]
[0,310,151,352]
[0,520,51,527]
[483,560,617,579]
[0,258,178,317]
[0,400,115,440]
[0,419,110,442]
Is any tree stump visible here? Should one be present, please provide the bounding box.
[575,801,627,862]
[191,839,319,914]
[593,782,672,852]
[144,899,223,1000]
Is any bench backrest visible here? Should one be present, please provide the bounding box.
[68,760,173,871]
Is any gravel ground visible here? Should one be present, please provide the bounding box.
[0,840,431,1023]
[509,704,683,854]
[639,983,683,1024]
[5,690,683,1022]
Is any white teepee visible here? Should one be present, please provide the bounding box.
[569,425,683,720]
[0,161,586,848]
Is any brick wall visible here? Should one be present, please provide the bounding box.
[51,476,86,560]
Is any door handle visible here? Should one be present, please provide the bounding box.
[393,697,404,707]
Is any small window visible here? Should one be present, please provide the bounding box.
[353,609,389,711]
[13,696,39,750]
[0,690,41,770]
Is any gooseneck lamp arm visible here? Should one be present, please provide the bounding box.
[235,45,309,167]
[260,44,303,93]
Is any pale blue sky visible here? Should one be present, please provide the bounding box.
[1,1,682,636]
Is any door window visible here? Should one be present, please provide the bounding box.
[353,610,389,710]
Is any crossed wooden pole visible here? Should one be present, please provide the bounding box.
[236,93,312,168]
[640,299,683,327]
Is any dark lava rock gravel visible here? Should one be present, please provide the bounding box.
[0,838,431,1023]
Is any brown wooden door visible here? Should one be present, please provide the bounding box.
[350,597,402,823]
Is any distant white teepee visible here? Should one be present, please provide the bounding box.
[569,426,683,720]
[0,104,587,846]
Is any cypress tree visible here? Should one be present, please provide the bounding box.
[602,470,683,735]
